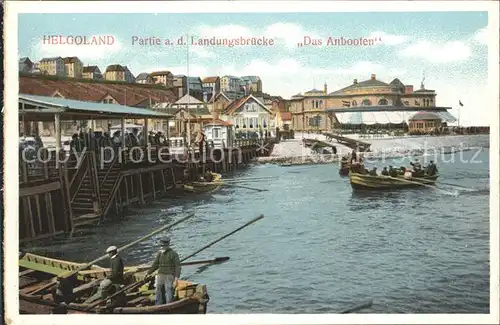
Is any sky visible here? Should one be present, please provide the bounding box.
[18,12,492,126]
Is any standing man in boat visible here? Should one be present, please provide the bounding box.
[106,246,125,285]
[381,167,389,176]
[195,130,206,163]
[147,237,181,305]
[388,165,398,177]
[350,150,357,163]
[426,161,438,176]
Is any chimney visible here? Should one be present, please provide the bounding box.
[324,82,327,94]
[370,74,376,80]
[353,79,358,84]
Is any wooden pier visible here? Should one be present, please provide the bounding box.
[322,132,371,152]
[18,95,276,244]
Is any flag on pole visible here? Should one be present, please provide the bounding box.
[459,100,464,107]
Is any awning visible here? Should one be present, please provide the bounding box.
[334,110,456,125]
[334,111,411,125]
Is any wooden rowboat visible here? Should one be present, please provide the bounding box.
[19,252,209,314]
[182,173,223,195]
[349,172,439,190]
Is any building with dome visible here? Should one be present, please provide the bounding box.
[289,74,456,132]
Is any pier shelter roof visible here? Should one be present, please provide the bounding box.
[325,105,452,113]
[327,106,456,125]
[19,94,174,121]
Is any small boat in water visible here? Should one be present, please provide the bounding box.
[349,172,439,190]
[183,172,223,194]
[169,173,223,196]
[19,252,209,314]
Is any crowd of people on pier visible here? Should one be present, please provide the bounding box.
[341,150,438,178]
[68,128,171,153]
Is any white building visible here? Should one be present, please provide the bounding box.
[203,120,234,148]
[222,94,276,137]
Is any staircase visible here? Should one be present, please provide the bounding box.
[71,172,97,216]
[98,160,122,212]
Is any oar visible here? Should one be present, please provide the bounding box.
[385,176,455,195]
[411,176,475,191]
[181,214,264,260]
[78,257,231,276]
[219,183,268,192]
[338,300,373,314]
[219,176,277,183]
[181,256,230,266]
[83,215,264,311]
[28,213,195,295]
[384,176,437,189]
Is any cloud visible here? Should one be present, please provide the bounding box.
[189,46,216,59]
[196,24,254,39]
[369,31,408,45]
[265,23,321,49]
[31,34,122,61]
[399,40,472,64]
[472,26,489,45]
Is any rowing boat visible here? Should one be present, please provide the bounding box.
[183,173,223,194]
[169,173,223,196]
[349,172,439,190]
[19,252,209,314]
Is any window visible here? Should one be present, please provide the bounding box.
[352,100,357,106]
[245,103,257,112]
[378,98,388,105]
[309,115,322,127]
[404,100,410,105]
[212,128,221,139]
[361,99,372,106]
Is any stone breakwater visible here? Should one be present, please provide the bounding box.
[255,154,341,166]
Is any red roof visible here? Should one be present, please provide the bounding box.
[202,76,219,83]
[19,75,178,106]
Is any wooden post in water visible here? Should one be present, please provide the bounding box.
[137,174,145,206]
[150,171,156,200]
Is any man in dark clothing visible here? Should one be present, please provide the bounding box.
[350,150,357,163]
[106,246,124,285]
[52,275,76,304]
[388,165,398,177]
[147,237,181,305]
[369,167,378,176]
[204,169,214,182]
[425,161,437,176]
[381,167,389,176]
